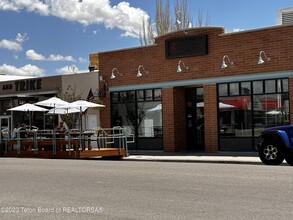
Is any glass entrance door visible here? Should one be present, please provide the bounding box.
[185,88,204,151]
[0,116,12,139]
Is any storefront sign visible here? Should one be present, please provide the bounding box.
[14,79,42,92]
[2,84,12,90]
[165,34,208,59]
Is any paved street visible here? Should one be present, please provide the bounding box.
[0,158,293,220]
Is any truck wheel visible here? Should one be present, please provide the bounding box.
[285,154,293,166]
[259,140,284,165]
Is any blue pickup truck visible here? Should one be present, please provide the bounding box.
[257,125,293,165]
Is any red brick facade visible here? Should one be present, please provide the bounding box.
[91,25,293,152]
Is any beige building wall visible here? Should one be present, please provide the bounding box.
[61,72,101,129]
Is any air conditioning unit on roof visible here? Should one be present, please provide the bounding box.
[277,7,293,25]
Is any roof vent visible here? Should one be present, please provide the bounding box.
[277,8,293,25]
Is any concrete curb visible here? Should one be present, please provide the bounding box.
[124,155,263,165]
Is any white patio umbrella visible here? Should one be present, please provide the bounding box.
[61,100,105,131]
[35,97,70,128]
[69,100,105,108]
[47,106,86,115]
[8,103,48,129]
[35,96,70,108]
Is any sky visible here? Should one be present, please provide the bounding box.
[0,0,292,77]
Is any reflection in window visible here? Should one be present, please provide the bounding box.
[253,94,289,136]
[128,91,135,102]
[277,79,288,93]
[137,90,144,101]
[112,103,136,135]
[230,83,239,95]
[265,80,275,94]
[111,92,119,103]
[137,101,162,138]
[219,96,252,137]
[218,84,228,96]
[240,82,251,95]
[120,91,127,102]
[145,90,153,101]
[253,81,263,94]
[154,89,162,100]
[218,79,289,138]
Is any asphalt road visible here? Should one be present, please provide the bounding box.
[0,158,292,220]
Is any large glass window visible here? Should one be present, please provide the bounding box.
[218,78,289,151]
[219,96,252,137]
[253,93,289,136]
[137,101,162,137]
[112,103,136,134]
[111,89,162,150]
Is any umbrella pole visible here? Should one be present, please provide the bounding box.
[29,110,31,128]
[43,112,45,130]
[79,106,82,152]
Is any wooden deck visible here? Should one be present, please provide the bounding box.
[1,127,133,159]
[3,148,126,159]
[2,139,126,159]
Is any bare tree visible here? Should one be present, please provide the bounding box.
[139,0,209,45]
[57,85,83,129]
[174,0,192,30]
[139,17,155,46]
[155,0,172,36]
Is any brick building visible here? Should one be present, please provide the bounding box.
[90,25,293,152]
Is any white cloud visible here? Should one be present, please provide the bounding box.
[0,0,149,38]
[0,33,28,51]
[48,54,75,62]
[56,65,79,75]
[15,33,28,43]
[0,0,49,15]
[0,64,45,76]
[78,57,87,63]
[26,49,46,60]
[26,49,75,62]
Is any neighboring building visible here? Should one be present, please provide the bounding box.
[90,24,293,152]
[0,72,101,132]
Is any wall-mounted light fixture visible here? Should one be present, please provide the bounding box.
[221,55,234,69]
[177,60,189,72]
[137,65,148,77]
[99,75,105,82]
[110,68,122,80]
[258,50,270,64]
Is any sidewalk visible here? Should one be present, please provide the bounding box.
[125,150,262,165]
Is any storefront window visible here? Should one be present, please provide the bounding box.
[137,101,162,137]
[219,96,252,137]
[218,84,228,96]
[112,103,136,134]
[136,90,144,101]
[218,78,289,151]
[111,92,119,103]
[111,89,162,150]
[230,83,239,95]
[253,93,289,136]
[154,89,162,100]
[253,81,263,94]
[240,82,251,95]
[145,90,153,101]
[265,80,275,93]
